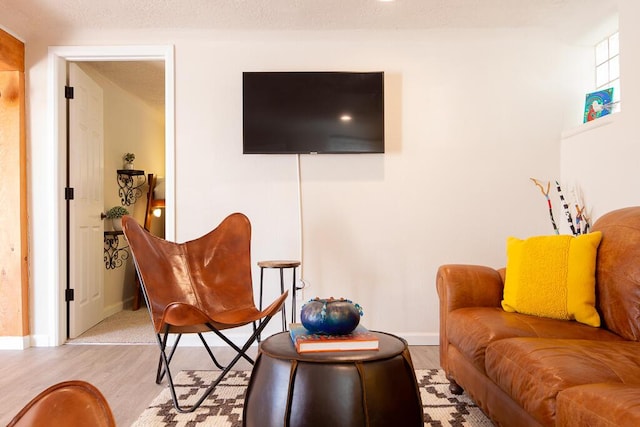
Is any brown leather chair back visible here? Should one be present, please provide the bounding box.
[8,380,115,427]
[593,206,640,340]
[123,212,256,333]
[123,213,289,413]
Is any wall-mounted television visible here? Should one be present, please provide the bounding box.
[243,71,384,154]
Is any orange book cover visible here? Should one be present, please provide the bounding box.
[289,323,379,353]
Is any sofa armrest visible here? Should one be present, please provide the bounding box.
[436,264,504,374]
[436,264,504,313]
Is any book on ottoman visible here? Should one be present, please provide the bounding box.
[289,323,379,353]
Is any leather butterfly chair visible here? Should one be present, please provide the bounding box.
[8,380,115,427]
[122,213,288,413]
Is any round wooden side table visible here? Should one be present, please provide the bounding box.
[243,331,424,427]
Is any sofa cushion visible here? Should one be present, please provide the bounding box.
[592,207,640,341]
[557,383,640,427]
[485,338,640,426]
[447,307,621,372]
[502,232,602,327]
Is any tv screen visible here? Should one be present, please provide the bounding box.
[243,71,384,154]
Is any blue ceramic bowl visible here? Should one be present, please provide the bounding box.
[300,297,363,335]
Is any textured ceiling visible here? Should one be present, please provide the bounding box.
[2,0,617,37]
[83,61,165,111]
[1,0,618,110]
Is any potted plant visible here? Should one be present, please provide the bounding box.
[123,152,135,170]
[105,206,129,231]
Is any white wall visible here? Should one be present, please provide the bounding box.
[561,3,638,221]
[20,26,594,345]
[102,67,165,315]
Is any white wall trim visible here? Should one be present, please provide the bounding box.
[0,24,25,42]
[29,335,52,348]
[25,330,438,348]
[164,331,439,347]
[0,336,31,350]
[399,332,439,346]
[44,44,175,346]
[561,113,617,139]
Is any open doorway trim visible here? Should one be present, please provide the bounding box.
[46,45,175,346]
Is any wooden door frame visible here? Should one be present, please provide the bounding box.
[0,29,29,349]
[46,45,175,345]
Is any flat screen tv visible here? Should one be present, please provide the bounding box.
[243,71,384,154]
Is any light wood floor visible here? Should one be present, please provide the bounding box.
[1,343,439,426]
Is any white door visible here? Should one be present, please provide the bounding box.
[68,63,105,338]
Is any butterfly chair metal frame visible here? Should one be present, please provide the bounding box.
[123,213,288,413]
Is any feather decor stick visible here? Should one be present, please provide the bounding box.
[575,204,590,235]
[576,205,591,234]
[571,187,591,235]
[555,181,577,236]
[530,178,559,234]
[531,179,589,236]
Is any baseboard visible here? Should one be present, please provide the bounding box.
[103,300,125,318]
[11,330,439,349]
[30,334,54,347]
[399,332,439,346]
[0,335,31,350]
[167,331,262,347]
[1,334,61,348]
[170,330,439,347]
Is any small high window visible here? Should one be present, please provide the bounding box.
[595,31,620,112]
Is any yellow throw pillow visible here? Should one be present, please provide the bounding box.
[502,232,602,327]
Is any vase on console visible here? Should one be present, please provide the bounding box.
[123,152,135,170]
[300,297,364,335]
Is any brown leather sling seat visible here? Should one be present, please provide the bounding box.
[123,212,288,413]
[8,380,115,427]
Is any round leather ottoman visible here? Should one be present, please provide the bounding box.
[243,331,424,427]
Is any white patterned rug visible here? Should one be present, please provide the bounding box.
[133,369,493,426]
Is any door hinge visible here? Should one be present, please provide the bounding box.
[65,288,75,302]
[65,187,74,200]
[65,86,74,99]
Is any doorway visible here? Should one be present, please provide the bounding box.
[48,45,175,345]
[68,60,166,339]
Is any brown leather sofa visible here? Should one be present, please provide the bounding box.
[437,206,640,427]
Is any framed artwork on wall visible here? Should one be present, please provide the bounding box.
[583,88,614,123]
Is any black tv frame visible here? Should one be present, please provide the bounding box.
[242,71,385,155]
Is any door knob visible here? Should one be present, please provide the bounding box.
[100,212,107,220]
